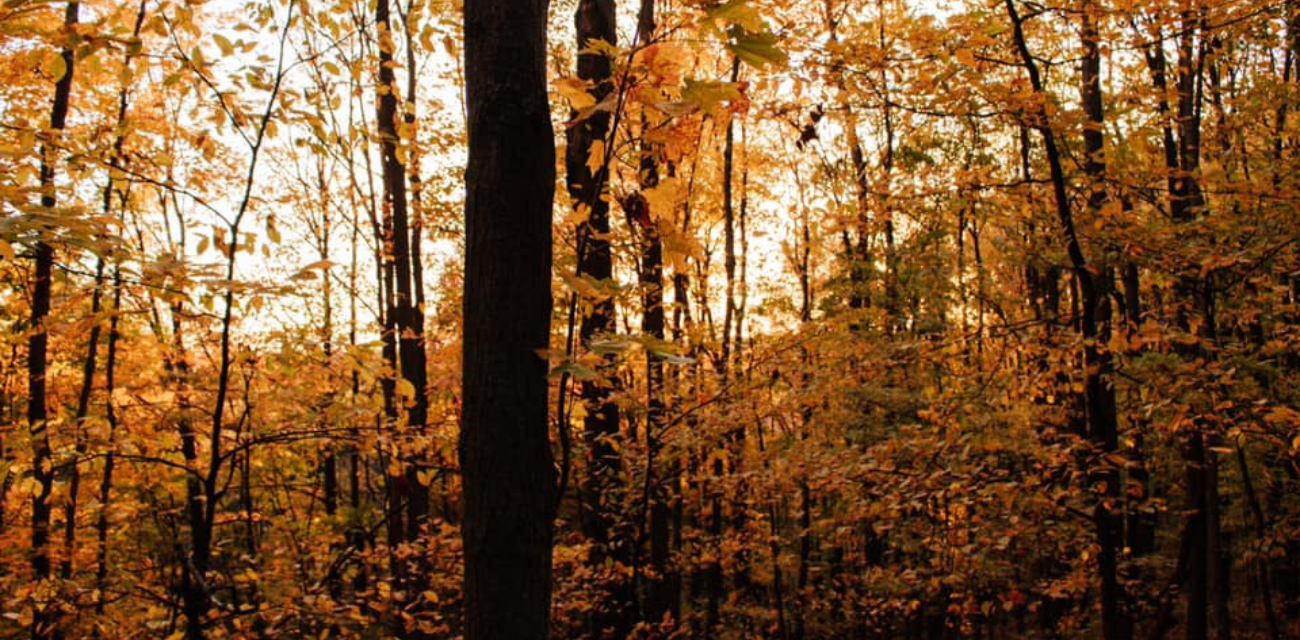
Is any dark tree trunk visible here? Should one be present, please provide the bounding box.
[374,0,431,567]
[640,161,670,631]
[91,7,145,622]
[1007,1,1128,637]
[30,4,79,639]
[1079,6,1128,638]
[63,259,103,581]
[565,0,628,634]
[94,263,122,622]
[460,0,556,637]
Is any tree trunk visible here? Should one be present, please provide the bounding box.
[374,0,430,568]
[30,3,79,638]
[93,263,122,623]
[1007,1,1128,636]
[460,0,556,636]
[565,0,629,634]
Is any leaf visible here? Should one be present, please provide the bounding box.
[642,177,683,222]
[396,378,416,400]
[589,337,634,354]
[586,139,606,176]
[555,77,596,110]
[660,353,696,366]
[213,33,235,57]
[299,259,337,271]
[266,217,281,244]
[705,0,763,32]
[564,92,617,128]
[728,29,787,68]
[0,239,13,261]
[550,361,598,381]
[681,79,742,113]
[653,100,701,118]
[44,52,67,83]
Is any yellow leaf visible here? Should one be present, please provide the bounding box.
[564,92,617,128]
[44,52,67,83]
[586,139,606,176]
[555,77,595,110]
[396,378,415,400]
[213,33,234,57]
[644,178,682,216]
[299,259,337,271]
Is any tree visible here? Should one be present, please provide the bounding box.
[29,2,78,639]
[460,0,555,637]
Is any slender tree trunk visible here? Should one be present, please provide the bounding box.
[876,1,899,330]
[30,4,79,639]
[565,0,629,633]
[1007,1,1128,637]
[720,57,740,377]
[62,258,104,581]
[93,263,122,623]
[460,0,555,636]
[374,0,430,574]
[1235,438,1283,640]
[399,0,433,540]
[640,168,670,630]
[88,10,145,625]
[1078,5,1128,638]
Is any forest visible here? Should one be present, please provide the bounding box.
[1,0,1298,638]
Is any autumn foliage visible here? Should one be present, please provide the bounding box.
[0,0,1298,638]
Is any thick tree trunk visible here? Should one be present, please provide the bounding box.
[460,0,555,637]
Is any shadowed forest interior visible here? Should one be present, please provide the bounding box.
[1,0,1299,638]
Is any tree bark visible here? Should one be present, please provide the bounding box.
[374,0,431,565]
[1006,1,1128,637]
[30,3,79,639]
[460,0,556,636]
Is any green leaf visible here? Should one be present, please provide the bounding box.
[681,79,742,112]
[705,0,763,32]
[45,52,67,83]
[550,361,598,381]
[589,337,634,355]
[729,29,787,68]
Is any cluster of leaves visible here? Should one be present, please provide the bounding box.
[0,0,1297,638]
